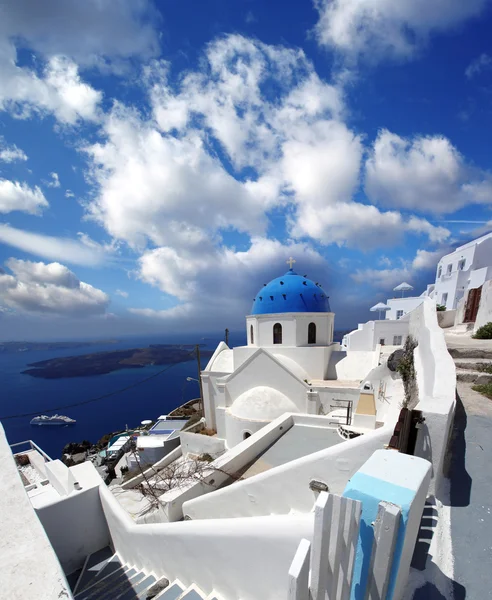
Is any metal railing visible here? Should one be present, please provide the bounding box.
[10,440,52,462]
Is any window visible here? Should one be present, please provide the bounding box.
[447,264,452,275]
[437,266,442,278]
[250,324,254,345]
[308,322,316,344]
[396,310,404,320]
[442,293,448,306]
[458,259,466,271]
[379,338,385,345]
[273,323,282,344]
[393,335,403,345]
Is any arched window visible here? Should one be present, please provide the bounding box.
[250,324,254,345]
[308,322,316,344]
[273,323,282,344]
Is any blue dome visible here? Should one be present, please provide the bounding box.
[251,270,331,315]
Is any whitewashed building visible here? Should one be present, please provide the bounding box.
[201,266,381,447]
[433,232,492,310]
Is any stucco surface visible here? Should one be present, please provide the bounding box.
[0,424,71,599]
[241,423,342,478]
[100,481,314,600]
[229,385,299,421]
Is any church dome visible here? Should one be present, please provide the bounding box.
[251,270,331,315]
[229,386,299,421]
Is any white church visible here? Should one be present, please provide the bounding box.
[201,259,379,447]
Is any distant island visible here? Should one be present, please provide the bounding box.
[0,340,119,353]
[23,344,213,379]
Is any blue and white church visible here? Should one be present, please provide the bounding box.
[202,260,380,447]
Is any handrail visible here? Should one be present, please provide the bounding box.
[10,440,52,461]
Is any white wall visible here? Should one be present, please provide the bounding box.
[386,297,423,321]
[409,298,456,497]
[100,482,313,600]
[180,431,226,459]
[183,423,395,520]
[34,462,110,575]
[436,309,456,329]
[434,233,492,309]
[474,279,492,332]
[246,312,334,348]
[0,425,71,600]
[147,415,293,522]
[326,350,379,381]
[225,351,308,414]
[343,320,408,351]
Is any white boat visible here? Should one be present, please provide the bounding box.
[30,414,76,426]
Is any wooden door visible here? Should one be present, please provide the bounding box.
[464,286,482,322]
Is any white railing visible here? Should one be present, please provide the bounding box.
[10,439,53,461]
[288,492,401,600]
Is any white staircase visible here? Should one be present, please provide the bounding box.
[72,547,222,600]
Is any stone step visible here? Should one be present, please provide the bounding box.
[177,585,207,599]
[456,369,492,384]
[448,347,492,359]
[454,360,492,371]
[73,547,114,594]
[152,581,186,599]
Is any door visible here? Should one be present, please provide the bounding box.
[464,286,482,322]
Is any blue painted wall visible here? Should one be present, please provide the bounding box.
[343,472,415,600]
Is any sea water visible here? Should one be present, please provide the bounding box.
[0,331,245,459]
[1,329,345,459]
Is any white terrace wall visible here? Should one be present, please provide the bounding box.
[0,424,71,600]
[409,297,456,497]
[99,482,313,600]
[183,420,395,520]
[146,415,293,522]
[34,462,110,575]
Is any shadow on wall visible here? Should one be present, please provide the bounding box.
[326,350,347,379]
[447,391,472,508]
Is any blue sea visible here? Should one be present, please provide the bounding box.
[0,331,246,459]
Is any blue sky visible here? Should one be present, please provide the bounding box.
[0,0,491,339]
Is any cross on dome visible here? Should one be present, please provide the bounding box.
[286,257,296,270]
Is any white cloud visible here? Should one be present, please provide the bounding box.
[115,289,129,298]
[0,49,102,124]
[365,130,492,214]
[0,179,48,214]
[0,137,27,162]
[314,0,488,62]
[0,258,109,316]
[86,36,363,254]
[0,0,159,68]
[465,53,492,79]
[65,189,75,198]
[131,237,329,328]
[352,246,450,288]
[46,172,60,188]
[0,224,112,266]
[378,256,392,267]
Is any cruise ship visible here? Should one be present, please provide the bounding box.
[30,414,76,426]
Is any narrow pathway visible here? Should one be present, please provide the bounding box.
[448,382,492,599]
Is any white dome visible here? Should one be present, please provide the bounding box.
[229,386,299,421]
